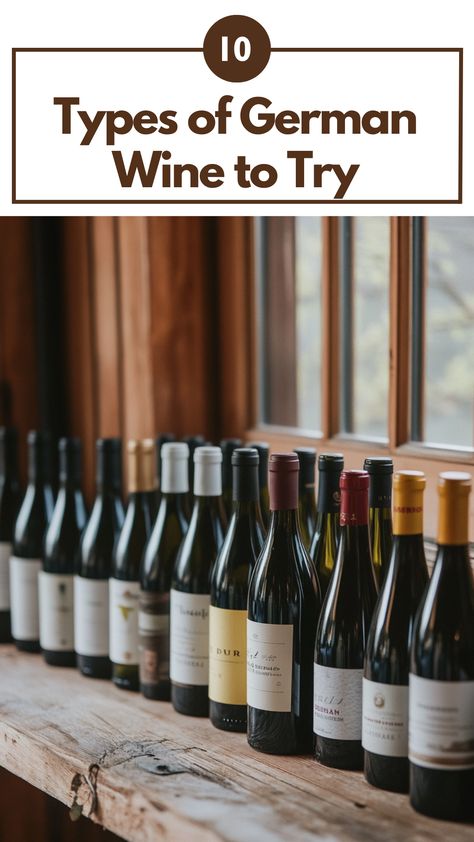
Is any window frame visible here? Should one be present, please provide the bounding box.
[239,216,473,541]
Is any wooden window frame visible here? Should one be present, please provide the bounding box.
[238,216,473,541]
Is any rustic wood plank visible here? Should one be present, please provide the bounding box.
[0,647,471,842]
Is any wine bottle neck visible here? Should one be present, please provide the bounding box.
[269,508,300,535]
[232,499,262,520]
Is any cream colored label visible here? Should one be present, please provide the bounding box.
[247,620,293,712]
[109,578,139,665]
[10,557,42,640]
[209,606,247,705]
[314,665,363,739]
[39,572,74,651]
[409,674,474,770]
[170,590,210,685]
[362,678,408,757]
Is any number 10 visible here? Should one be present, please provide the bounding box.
[221,35,252,63]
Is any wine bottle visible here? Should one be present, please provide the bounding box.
[314,470,378,770]
[10,431,55,652]
[410,472,474,823]
[364,457,393,587]
[170,446,226,717]
[363,471,428,792]
[248,441,270,527]
[0,428,21,643]
[221,438,243,519]
[210,448,265,732]
[247,453,321,754]
[75,438,124,679]
[140,442,189,701]
[40,438,87,667]
[293,447,317,549]
[310,453,343,598]
[110,439,156,691]
[182,435,206,519]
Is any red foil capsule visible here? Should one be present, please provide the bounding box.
[269,452,299,511]
[340,469,369,526]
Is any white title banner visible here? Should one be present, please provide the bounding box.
[13,42,461,205]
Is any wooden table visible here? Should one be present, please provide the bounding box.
[0,645,471,842]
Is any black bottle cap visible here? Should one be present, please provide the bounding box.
[0,427,19,477]
[96,437,122,491]
[318,452,344,471]
[59,437,82,484]
[363,456,393,475]
[221,438,243,489]
[27,430,53,483]
[293,447,316,490]
[248,441,269,489]
[364,456,393,506]
[232,447,260,502]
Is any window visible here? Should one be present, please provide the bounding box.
[253,216,474,539]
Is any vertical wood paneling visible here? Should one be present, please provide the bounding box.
[0,218,39,482]
[321,217,340,440]
[90,218,122,438]
[62,218,97,502]
[116,218,155,442]
[216,218,255,437]
[264,218,297,426]
[148,217,216,440]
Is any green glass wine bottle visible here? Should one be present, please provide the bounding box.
[110,439,156,691]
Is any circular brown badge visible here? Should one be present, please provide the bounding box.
[203,16,271,83]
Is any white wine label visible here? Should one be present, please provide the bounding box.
[0,542,12,610]
[362,678,408,757]
[313,664,363,740]
[74,576,109,657]
[9,556,42,640]
[38,571,74,651]
[169,589,210,686]
[109,578,140,665]
[409,674,474,770]
[247,620,293,713]
[139,591,170,687]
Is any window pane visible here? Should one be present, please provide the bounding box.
[417,217,474,449]
[340,218,390,440]
[259,218,322,431]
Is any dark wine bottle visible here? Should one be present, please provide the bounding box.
[221,438,243,519]
[247,453,321,755]
[248,441,270,527]
[364,457,393,587]
[182,435,206,519]
[170,446,226,717]
[310,453,343,599]
[40,438,87,667]
[75,438,124,679]
[314,470,378,770]
[363,471,428,792]
[210,448,265,732]
[10,431,54,652]
[410,472,474,822]
[110,439,156,691]
[139,442,189,701]
[0,428,21,643]
[293,447,317,549]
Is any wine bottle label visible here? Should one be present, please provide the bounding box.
[169,589,210,686]
[362,678,408,757]
[74,577,109,657]
[247,620,293,712]
[109,578,140,665]
[313,664,363,739]
[139,591,170,687]
[409,674,474,770]
[209,606,247,705]
[9,557,42,640]
[38,572,74,651]
[0,542,12,610]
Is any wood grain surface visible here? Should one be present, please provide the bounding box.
[0,646,472,842]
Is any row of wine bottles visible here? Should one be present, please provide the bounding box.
[0,428,473,825]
